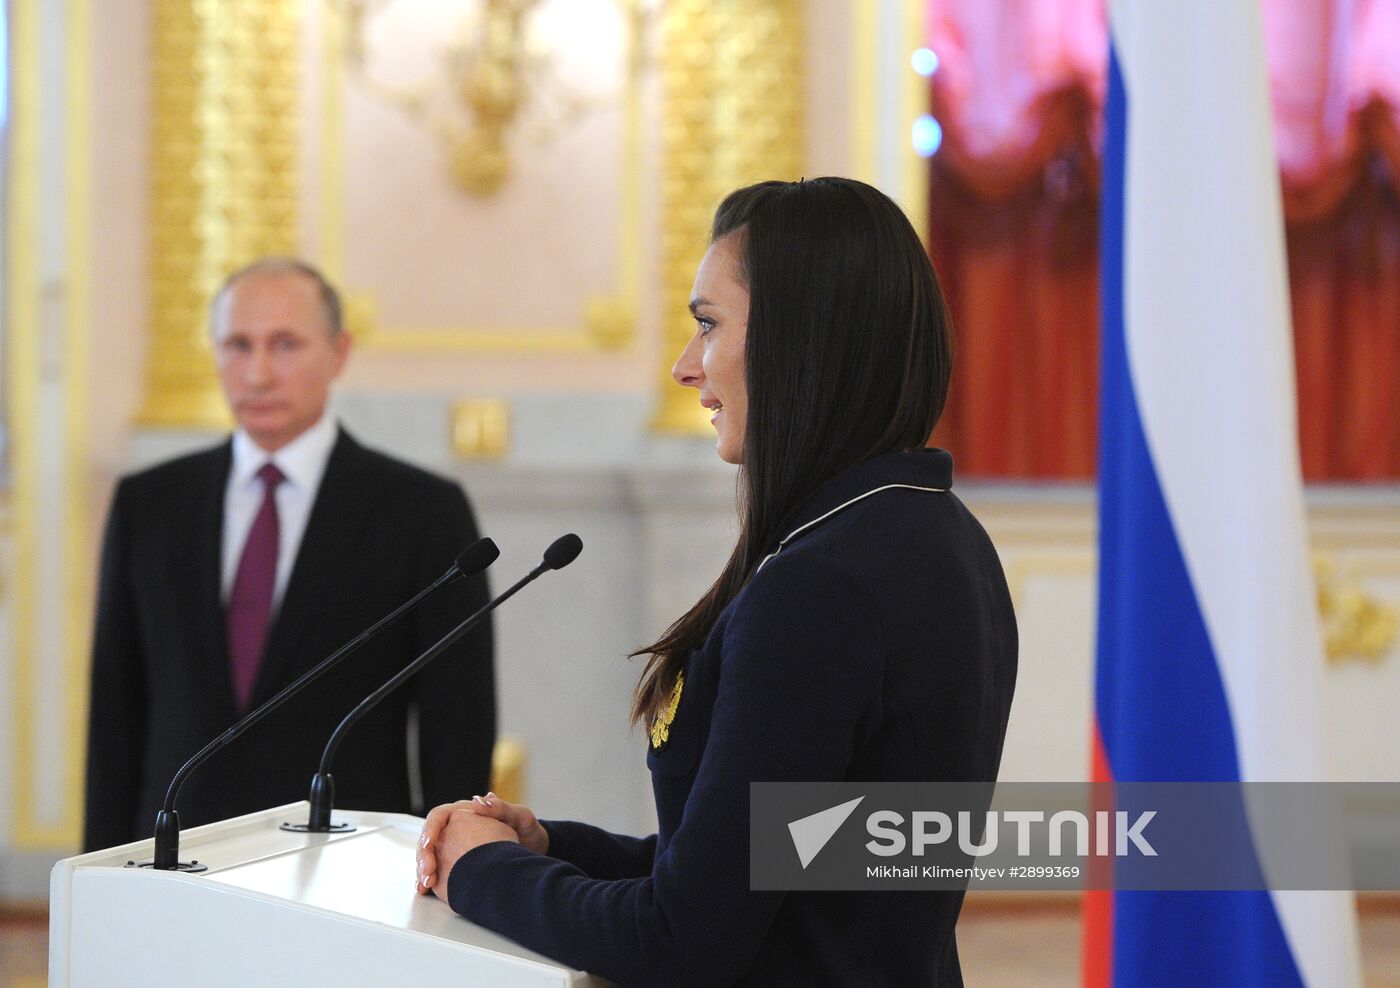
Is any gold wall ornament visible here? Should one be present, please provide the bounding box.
[320,2,645,354]
[452,398,512,459]
[1316,557,1399,664]
[347,292,636,353]
[331,0,650,198]
[651,0,806,434]
[139,0,301,428]
[449,0,540,198]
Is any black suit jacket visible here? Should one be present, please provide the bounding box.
[83,427,496,852]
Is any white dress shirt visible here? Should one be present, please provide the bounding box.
[221,413,339,609]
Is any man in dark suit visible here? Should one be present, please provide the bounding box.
[83,257,495,852]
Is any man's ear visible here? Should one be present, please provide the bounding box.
[332,329,351,374]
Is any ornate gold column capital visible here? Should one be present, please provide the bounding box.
[652,0,805,434]
[138,0,300,428]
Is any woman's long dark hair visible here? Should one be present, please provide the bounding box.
[631,177,954,727]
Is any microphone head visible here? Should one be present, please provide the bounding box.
[455,538,500,577]
[542,533,583,571]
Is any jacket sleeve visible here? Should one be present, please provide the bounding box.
[538,819,658,880]
[83,480,149,852]
[445,553,886,987]
[411,479,497,809]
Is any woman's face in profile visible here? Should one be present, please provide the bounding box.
[673,233,750,465]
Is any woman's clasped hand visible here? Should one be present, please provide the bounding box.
[416,792,549,899]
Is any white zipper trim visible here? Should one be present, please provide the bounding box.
[755,483,948,573]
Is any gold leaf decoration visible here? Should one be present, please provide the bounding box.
[650,670,686,750]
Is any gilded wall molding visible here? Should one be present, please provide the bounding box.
[5,0,46,848]
[1316,557,1400,664]
[652,0,806,434]
[899,0,929,243]
[849,0,929,242]
[138,0,301,427]
[5,0,94,850]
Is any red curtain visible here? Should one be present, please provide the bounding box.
[928,0,1400,480]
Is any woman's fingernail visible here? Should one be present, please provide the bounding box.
[418,833,429,847]
[486,792,498,799]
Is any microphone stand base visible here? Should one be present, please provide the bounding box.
[278,821,357,834]
[124,859,208,873]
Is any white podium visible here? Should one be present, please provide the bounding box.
[50,802,610,987]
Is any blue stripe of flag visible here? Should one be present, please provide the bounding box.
[1095,40,1304,988]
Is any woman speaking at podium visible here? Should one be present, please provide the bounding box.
[417,177,1017,986]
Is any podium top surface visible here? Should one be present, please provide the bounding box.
[51,802,609,987]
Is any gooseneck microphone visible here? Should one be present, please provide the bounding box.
[289,533,583,833]
[137,538,501,872]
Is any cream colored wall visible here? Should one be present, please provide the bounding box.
[806,0,856,178]
[339,6,626,327]
[311,0,661,395]
[975,493,1400,784]
[88,0,150,481]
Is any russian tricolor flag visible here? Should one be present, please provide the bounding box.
[1089,1,1362,985]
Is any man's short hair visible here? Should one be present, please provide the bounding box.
[211,257,344,338]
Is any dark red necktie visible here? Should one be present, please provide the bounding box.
[228,463,285,712]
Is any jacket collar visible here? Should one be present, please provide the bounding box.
[763,448,953,560]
